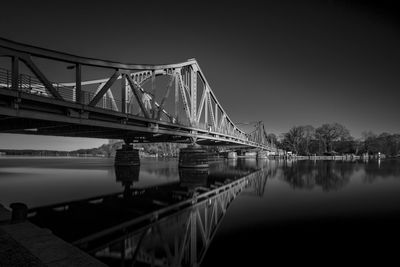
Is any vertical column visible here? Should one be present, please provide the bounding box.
[126,78,130,113]
[215,103,218,131]
[175,72,179,122]
[75,64,82,103]
[151,71,156,118]
[121,74,126,113]
[205,89,208,127]
[11,56,19,90]
[190,65,197,125]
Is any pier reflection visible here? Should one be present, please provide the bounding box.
[115,166,140,198]
[27,159,273,266]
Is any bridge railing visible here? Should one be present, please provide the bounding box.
[0,67,75,101]
[0,67,124,111]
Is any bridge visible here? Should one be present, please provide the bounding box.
[0,38,279,165]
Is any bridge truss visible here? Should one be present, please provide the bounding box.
[0,38,275,151]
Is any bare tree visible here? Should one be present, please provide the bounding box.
[282,126,304,154]
[315,123,351,153]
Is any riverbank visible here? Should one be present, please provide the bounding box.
[0,204,106,266]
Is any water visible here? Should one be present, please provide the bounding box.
[0,157,180,208]
[1,157,400,266]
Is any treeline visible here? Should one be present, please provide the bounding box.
[108,142,185,157]
[0,149,73,156]
[270,123,400,157]
[0,143,196,158]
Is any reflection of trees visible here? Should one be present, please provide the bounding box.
[314,161,352,191]
[363,159,400,183]
[281,161,356,192]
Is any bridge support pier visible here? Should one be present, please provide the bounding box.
[114,144,140,166]
[227,151,237,159]
[178,144,209,168]
[257,151,268,159]
[244,151,257,158]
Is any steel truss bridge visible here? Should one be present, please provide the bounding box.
[0,38,276,151]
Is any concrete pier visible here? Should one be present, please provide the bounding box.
[257,151,268,159]
[244,151,257,158]
[114,144,140,166]
[227,151,237,159]
[178,145,209,168]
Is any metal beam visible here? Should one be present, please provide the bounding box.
[177,72,192,124]
[150,71,156,118]
[156,75,175,120]
[23,57,63,100]
[125,73,150,119]
[75,64,82,103]
[88,70,120,107]
[191,65,197,125]
[0,37,195,71]
[121,74,126,114]
[207,92,216,129]
[11,56,19,90]
[175,73,179,122]
[196,84,207,124]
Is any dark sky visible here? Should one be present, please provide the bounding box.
[0,0,399,150]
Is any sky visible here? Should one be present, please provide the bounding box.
[0,0,399,150]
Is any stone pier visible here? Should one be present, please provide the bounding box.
[178,145,209,168]
[244,151,257,158]
[257,151,268,159]
[227,151,237,159]
[114,144,140,166]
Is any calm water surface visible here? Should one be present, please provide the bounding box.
[1,157,400,266]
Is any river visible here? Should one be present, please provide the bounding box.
[1,157,400,266]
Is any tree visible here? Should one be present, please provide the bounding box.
[299,125,315,155]
[281,126,305,154]
[315,123,351,153]
[266,133,278,147]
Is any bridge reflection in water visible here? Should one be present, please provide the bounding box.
[27,160,272,267]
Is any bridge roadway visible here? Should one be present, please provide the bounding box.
[0,37,276,152]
